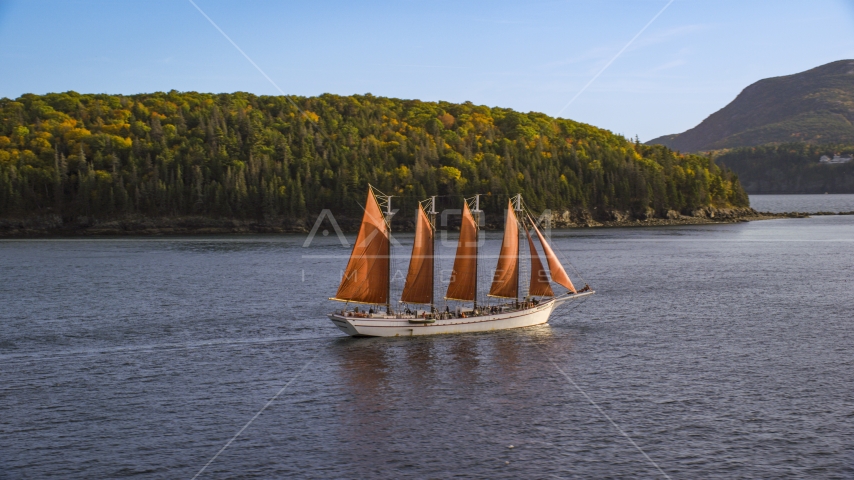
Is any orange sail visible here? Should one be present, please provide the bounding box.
[488,200,519,298]
[529,215,576,294]
[331,188,390,304]
[401,204,433,305]
[526,224,554,297]
[445,201,478,301]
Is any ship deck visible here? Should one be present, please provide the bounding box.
[327,291,594,337]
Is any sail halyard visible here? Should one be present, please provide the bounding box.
[488,199,520,299]
[445,201,479,302]
[330,187,390,305]
[400,204,434,305]
[528,214,577,294]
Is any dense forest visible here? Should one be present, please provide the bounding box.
[713,143,854,193]
[0,91,748,228]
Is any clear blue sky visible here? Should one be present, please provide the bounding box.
[1,0,852,141]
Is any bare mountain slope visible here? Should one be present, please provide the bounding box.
[647,60,854,152]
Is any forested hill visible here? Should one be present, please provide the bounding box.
[0,91,747,230]
[712,143,854,193]
[647,60,854,152]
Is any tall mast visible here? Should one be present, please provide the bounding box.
[429,195,437,312]
[386,195,393,313]
[513,194,522,304]
[472,194,482,310]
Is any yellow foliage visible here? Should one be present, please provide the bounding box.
[65,127,92,143]
[302,111,320,123]
[111,136,133,150]
[29,137,52,152]
[19,149,38,165]
[111,109,132,123]
[0,136,10,148]
[13,126,29,144]
[135,103,150,117]
[57,118,78,135]
[438,166,461,183]
[0,150,11,163]
[470,113,494,133]
[101,123,130,136]
[396,165,411,181]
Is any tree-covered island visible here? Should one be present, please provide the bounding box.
[0,91,751,235]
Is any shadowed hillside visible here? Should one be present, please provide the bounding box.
[712,143,854,193]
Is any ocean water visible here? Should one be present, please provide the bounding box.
[2,210,854,478]
[750,193,854,213]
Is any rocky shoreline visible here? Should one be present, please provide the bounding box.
[543,207,770,228]
[2,207,846,238]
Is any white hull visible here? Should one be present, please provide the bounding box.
[327,291,594,337]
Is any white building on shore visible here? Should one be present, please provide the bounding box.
[819,154,853,164]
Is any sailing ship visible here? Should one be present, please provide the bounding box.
[327,186,594,336]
